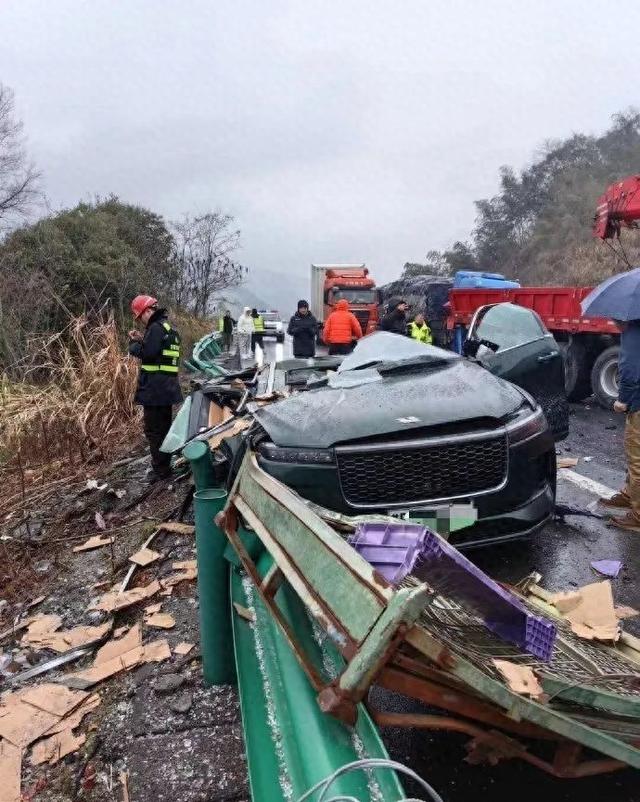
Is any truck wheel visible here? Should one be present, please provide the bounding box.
[591,346,620,409]
[561,339,591,401]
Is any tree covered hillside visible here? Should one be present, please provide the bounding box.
[413,111,640,285]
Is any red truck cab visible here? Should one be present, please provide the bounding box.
[310,264,380,336]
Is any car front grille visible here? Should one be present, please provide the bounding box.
[336,433,508,507]
[353,311,370,332]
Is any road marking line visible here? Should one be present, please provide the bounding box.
[559,469,616,499]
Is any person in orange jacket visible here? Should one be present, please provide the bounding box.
[322,299,363,355]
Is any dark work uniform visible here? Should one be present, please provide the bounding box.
[129,309,183,478]
[287,311,317,358]
[379,308,407,334]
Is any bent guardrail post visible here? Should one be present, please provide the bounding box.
[183,439,217,491]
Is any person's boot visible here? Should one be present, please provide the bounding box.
[611,511,640,533]
[598,493,631,516]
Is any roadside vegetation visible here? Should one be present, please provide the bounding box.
[0,81,246,497]
[407,110,640,284]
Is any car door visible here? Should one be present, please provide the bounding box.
[466,303,568,440]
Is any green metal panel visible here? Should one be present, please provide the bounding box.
[235,456,390,644]
[231,552,407,801]
[183,440,217,491]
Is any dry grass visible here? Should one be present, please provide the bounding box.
[0,312,142,479]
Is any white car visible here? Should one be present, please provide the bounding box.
[259,310,285,343]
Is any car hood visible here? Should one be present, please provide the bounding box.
[253,358,525,448]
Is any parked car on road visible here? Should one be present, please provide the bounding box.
[259,310,285,343]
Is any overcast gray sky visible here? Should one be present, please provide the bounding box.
[2,0,640,285]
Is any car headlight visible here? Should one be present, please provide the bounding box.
[505,408,547,444]
[259,442,335,464]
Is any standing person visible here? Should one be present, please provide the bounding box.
[218,310,235,352]
[236,307,254,358]
[251,308,265,353]
[287,300,317,358]
[379,299,409,334]
[599,320,640,532]
[322,299,363,355]
[128,295,182,481]
[407,312,432,344]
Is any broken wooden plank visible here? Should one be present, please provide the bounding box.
[30,729,86,765]
[0,739,21,802]
[173,642,194,656]
[60,639,171,690]
[492,660,544,700]
[21,684,88,718]
[158,522,194,535]
[90,580,161,613]
[95,624,142,665]
[43,694,100,736]
[72,535,114,553]
[129,547,162,567]
[144,613,175,630]
[0,702,60,748]
[144,603,162,615]
[21,621,111,654]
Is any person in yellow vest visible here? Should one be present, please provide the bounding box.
[407,312,432,344]
[251,308,265,353]
[128,295,182,481]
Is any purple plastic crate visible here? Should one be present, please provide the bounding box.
[348,522,428,586]
[413,530,556,662]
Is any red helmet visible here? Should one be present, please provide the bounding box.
[130,295,158,319]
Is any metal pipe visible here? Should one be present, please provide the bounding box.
[193,487,236,685]
[183,440,217,491]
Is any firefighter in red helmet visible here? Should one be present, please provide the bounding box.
[129,295,182,480]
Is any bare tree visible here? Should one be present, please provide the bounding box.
[0,83,40,230]
[170,212,247,316]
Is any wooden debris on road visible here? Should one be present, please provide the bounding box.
[31,728,86,766]
[144,603,162,615]
[615,604,640,620]
[90,580,161,613]
[20,684,88,718]
[120,770,130,802]
[209,418,251,449]
[173,642,194,656]
[95,624,142,665]
[0,703,59,748]
[21,620,112,654]
[61,639,171,690]
[43,694,100,735]
[129,547,162,567]
[557,457,579,469]
[144,613,175,630]
[0,739,21,802]
[73,535,113,553]
[158,522,194,535]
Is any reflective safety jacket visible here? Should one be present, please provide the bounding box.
[129,309,183,406]
[408,320,432,344]
[252,315,265,332]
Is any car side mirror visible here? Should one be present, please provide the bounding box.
[463,339,480,358]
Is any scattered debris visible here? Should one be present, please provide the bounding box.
[614,604,640,620]
[209,418,251,449]
[591,559,623,578]
[95,624,142,665]
[94,511,107,530]
[85,480,108,492]
[21,684,88,717]
[159,522,195,536]
[491,660,544,700]
[120,771,130,802]
[144,613,176,630]
[31,728,86,766]
[90,580,161,613]
[557,457,579,468]
[173,642,194,656]
[144,603,162,615]
[0,739,21,802]
[21,618,112,654]
[233,603,256,623]
[129,547,162,567]
[551,581,620,641]
[61,639,171,690]
[72,535,114,553]
[152,673,184,694]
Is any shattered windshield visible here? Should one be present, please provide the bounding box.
[337,331,458,373]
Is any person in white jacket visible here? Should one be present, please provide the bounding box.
[236,307,254,358]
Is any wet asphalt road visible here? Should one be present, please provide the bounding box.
[260,340,640,800]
